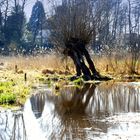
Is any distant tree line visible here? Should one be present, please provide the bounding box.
[0,0,52,55]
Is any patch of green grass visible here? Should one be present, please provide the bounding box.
[0,93,16,105]
[73,77,84,85]
[0,80,31,106]
[0,81,16,105]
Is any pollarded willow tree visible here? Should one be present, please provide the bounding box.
[48,0,104,80]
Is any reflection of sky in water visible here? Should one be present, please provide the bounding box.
[99,113,140,140]
[37,100,62,139]
[23,99,46,140]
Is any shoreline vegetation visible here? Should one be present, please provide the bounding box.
[0,55,140,108]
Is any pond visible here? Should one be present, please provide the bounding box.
[0,81,140,140]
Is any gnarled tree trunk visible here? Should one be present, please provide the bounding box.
[65,38,100,80]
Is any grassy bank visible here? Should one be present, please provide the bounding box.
[0,54,73,107]
[0,69,43,107]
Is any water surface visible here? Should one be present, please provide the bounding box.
[0,81,140,140]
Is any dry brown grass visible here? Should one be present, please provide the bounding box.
[0,54,75,73]
[93,55,140,76]
[0,53,140,77]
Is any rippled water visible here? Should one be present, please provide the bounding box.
[0,82,140,140]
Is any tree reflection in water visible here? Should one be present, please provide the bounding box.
[30,93,46,118]
[0,110,27,140]
[52,83,104,140]
[29,83,104,139]
[55,84,97,115]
